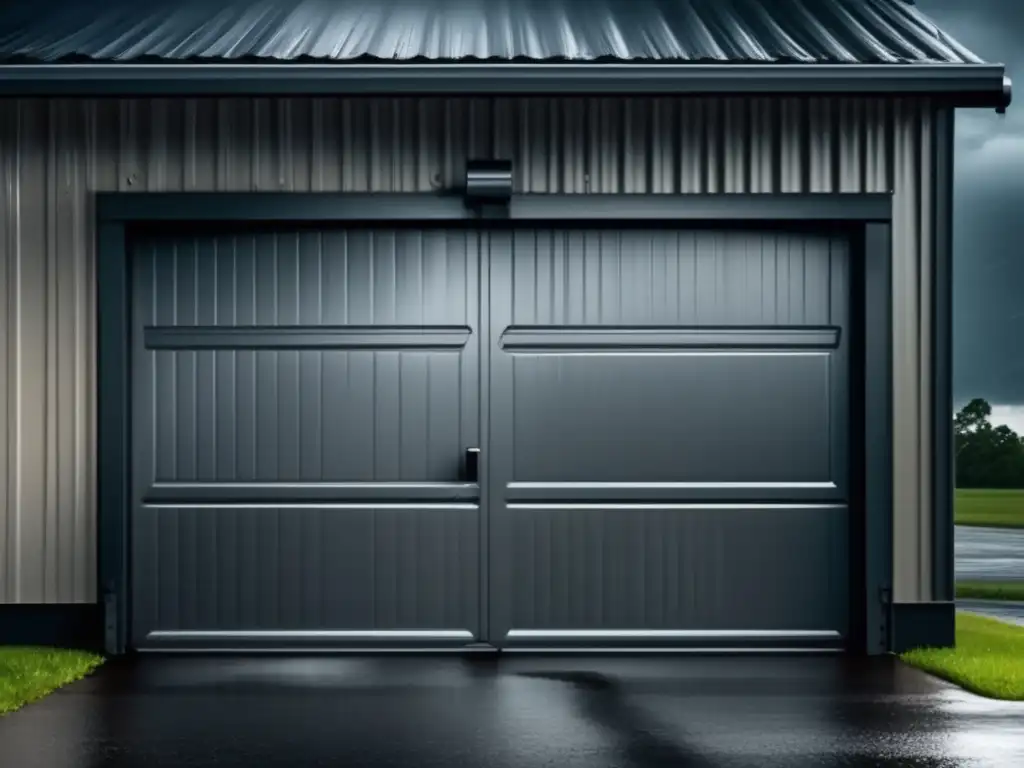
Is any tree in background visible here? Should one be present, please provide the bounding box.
[954,398,1024,488]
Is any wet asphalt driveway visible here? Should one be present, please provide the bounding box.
[1,654,1023,767]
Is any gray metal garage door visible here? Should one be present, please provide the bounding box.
[129,225,849,650]
[485,229,850,649]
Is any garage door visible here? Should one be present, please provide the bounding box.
[129,225,849,650]
[486,229,850,649]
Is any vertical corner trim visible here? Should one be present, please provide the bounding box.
[96,221,129,655]
[864,222,894,654]
[931,108,955,603]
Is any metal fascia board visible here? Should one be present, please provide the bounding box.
[95,191,894,223]
[0,63,1010,108]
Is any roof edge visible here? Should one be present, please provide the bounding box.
[0,63,1010,109]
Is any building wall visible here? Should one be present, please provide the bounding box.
[0,96,946,605]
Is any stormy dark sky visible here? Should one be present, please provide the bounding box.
[918,0,1024,431]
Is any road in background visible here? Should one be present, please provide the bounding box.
[955,525,1024,581]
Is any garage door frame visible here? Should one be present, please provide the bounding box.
[96,191,893,655]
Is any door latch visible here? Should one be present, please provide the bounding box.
[465,448,480,484]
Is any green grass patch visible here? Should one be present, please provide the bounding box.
[901,612,1024,700]
[956,581,1024,601]
[0,646,104,715]
[955,488,1024,529]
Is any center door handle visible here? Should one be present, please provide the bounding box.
[465,448,480,484]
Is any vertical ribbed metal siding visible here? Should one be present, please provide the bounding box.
[0,96,936,604]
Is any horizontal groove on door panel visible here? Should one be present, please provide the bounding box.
[509,481,840,489]
[505,629,842,640]
[145,481,481,504]
[143,325,473,350]
[505,503,849,511]
[141,503,481,511]
[138,648,500,654]
[501,648,844,655]
[146,630,476,642]
[499,326,840,352]
[501,629,845,649]
[504,482,843,503]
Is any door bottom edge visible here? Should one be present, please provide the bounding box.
[132,646,843,655]
[134,646,500,654]
[500,647,844,654]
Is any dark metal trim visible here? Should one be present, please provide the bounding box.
[96,221,130,656]
[137,629,478,652]
[932,108,956,604]
[891,601,955,652]
[0,604,105,652]
[144,482,481,504]
[477,229,493,648]
[505,485,845,504]
[98,192,894,223]
[501,628,845,650]
[101,193,469,222]
[499,325,840,351]
[509,195,892,221]
[0,63,1010,108]
[144,325,472,350]
[846,229,868,655]
[863,222,894,655]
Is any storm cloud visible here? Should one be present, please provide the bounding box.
[917,0,1024,430]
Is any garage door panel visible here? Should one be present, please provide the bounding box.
[492,505,849,643]
[504,229,845,326]
[135,229,477,326]
[144,347,471,484]
[503,343,842,489]
[489,227,851,647]
[131,227,481,648]
[134,229,479,487]
[131,505,480,649]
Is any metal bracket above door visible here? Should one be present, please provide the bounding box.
[464,159,512,217]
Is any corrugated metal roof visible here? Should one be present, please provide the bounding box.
[0,0,986,65]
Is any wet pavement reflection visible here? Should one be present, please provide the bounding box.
[0,654,1022,767]
[958,600,1024,626]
